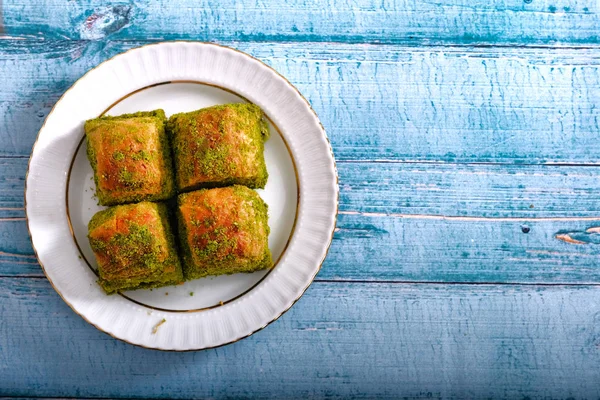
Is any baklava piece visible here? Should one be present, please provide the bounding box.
[168,103,269,192]
[88,202,183,294]
[85,110,175,206]
[177,186,272,280]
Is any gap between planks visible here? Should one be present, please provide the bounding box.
[3,275,600,287]
[338,211,600,222]
[0,397,215,400]
[336,160,600,167]
[315,279,600,287]
[5,214,600,223]
[2,35,600,49]
[7,154,600,167]
[5,213,600,223]
[0,398,149,400]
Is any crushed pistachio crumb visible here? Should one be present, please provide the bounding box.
[112,151,125,161]
[152,318,166,334]
[119,169,133,183]
[189,292,194,296]
[131,150,152,161]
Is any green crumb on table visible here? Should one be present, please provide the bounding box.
[189,292,194,296]
[168,103,269,192]
[78,255,82,259]
[177,186,272,280]
[152,318,166,334]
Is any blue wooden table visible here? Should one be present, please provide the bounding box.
[1,1,600,398]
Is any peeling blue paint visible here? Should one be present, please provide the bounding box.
[78,5,131,40]
[1,1,600,398]
[1,0,598,44]
[556,227,600,245]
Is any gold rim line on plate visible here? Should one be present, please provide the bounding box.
[65,80,300,313]
[24,41,339,352]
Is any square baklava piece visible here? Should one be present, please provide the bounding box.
[177,185,272,280]
[85,110,175,206]
[168,103,269,192]
[88,202,183,294]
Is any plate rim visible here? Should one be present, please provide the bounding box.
[24,41,339,351]
[67,81,299,313]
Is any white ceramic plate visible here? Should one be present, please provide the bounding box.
[25,42,338,350]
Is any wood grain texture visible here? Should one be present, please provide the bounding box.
[1,40,600,163]
[0,158,25,219]
[0,218,37,274]
[2,0,599,45]
[6,159,600,219]
[2,2,600,397]
[338,162,600,218]
[2,278,600,399]
[5,213,600,283]
[4,158,600,282]
[331,213,600,283]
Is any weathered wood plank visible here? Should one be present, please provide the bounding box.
[2,278,600,398]
[1,40,599,163]
[0,158,25,219]
[338,162,600,218]
[331,213,600,283]
[6,158,600,219]
[0,218,37,273]
[5,158,600,283]
[2,0,599,45]
[6,213,600,283]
